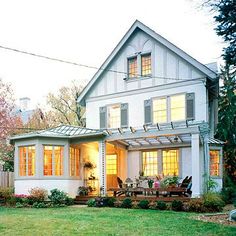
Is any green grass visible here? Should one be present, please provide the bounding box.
[0,206,235,236]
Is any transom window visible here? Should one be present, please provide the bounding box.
[19,146,35,176]
[70,146,80,177]
[170,94,185,121]
[210,150,220,176]
[142,151,158,176]
[162,150,179,176]
[44,146,63,176]
[108,104,120,128]
[141,54,151,76]
[106,155,117,175]
[128,57,138,78]
[153,98,167,123]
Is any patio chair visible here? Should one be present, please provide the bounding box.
[116,177,126,196]
[169,176,192,197]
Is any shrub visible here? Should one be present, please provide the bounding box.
[138,200,150,209]
[14,194,29,204]
[29,188,47,203]
[188,198,206,213]
[48,189,67,206]
[65,196,74,206]
[121,198,132,208]
[87,198,96,207]
[0,187,13,202]
[156,201,167,210]
[203,192,225,212]
[32,202,48,208]
[6,196,17,206]
[107,197,116,207]
[171,200,183,211]
[15,202,24,208]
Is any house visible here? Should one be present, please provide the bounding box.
[10,20,223,198]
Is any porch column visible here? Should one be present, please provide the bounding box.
[99,140,106,196]
[191,133,200,197]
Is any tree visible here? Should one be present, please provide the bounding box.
[46,81,85,126]
[0,79,23,171]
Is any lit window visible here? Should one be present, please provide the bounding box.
[128,57,138,78]
[170,94,185,121]
[44,146,63,176]
[162,150,179,176]
[153,98,167,123]
[70,146,80,176]
[142,151,158,176]
[210,150,220,176]
[19,146,35,176]
[106,155,117,175]
[108,104,120,128]
[141,54,151,76]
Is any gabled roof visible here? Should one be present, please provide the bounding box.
[10,125,106,142]
[77,20,217,106]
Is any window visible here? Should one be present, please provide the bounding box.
[19,146,35,176]
[210,150,220,176]
[142,151,158,176]
[44,146,63,176]
[170,94,185,121]
[128,57,137,78]
[141,54,151,76]
[106,155,117,174]
[70,146,80,176]
[108,104,120,128]
[153,98,167,123]
[162,150,179,176]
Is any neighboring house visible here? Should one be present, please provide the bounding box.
[10,20,223,198]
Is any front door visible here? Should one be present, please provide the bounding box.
[106,154,118,189]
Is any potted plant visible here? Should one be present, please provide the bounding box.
[148,179,154,188]
[84,161,94,169]
[161,176,179,188]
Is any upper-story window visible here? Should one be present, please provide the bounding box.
[141,54,151,76]
[170,94,185,121]
[128,57,138,78]
[19,146,35,176]
[108,104,121,128]
[153,98,167,123]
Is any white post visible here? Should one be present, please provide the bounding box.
[191,133,201,197]
[99,140,106,196]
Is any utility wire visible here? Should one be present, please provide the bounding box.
[0,45,206,82]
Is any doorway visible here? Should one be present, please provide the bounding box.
[106,154,118,189]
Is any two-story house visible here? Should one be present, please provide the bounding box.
[10,20,223,198]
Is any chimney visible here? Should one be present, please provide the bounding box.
[19,97,30,111]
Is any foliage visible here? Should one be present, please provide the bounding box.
[15,202,24,208]
[29,187,47,203]
[147,179,154,188]
[120,198,132,208]
[83,161,94,169]
[207,177,219,192]
[137,200,150,209]
[32,202,48,208]
[171,200,184,211]
[0,187,13,200]
[203,192,225,212]
[65,196,74,206]
[48,189,68,206]
[161,176,179,187]
[221,175,236,203]
[87,198,96,207]
[188,199,206,213]
[78,186,90,196]
[46,81,85,126]
[107,197,116,207]
[155,201,167,210]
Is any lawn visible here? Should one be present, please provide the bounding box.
[0,206,235,236]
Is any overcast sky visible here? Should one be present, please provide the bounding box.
[0,0,223,109]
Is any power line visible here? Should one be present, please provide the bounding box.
[0,45,206,82]
[0,126,43,131]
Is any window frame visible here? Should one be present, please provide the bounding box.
[18,145,36,177]
[141,149,181,177]
[69,146,80,177]
[152,93,187,124]
[127,56,138,79]
[107,103,121,129]
[43,145,64,177]
[209,147,222,178]
[141,53,152,77]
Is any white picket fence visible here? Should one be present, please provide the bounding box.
[0,171,14,187]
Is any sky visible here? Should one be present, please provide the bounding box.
[0,0,224,109]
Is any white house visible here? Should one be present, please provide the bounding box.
[10,20,223,198]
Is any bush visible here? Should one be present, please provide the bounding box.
[171,200,183,211]
[156,201,167,210]
[121,198,132,208]
[48,189,67,206]
[32,202,48,208]
[65,196,74,206]
[6,196,17,206]
[29,187,47,203]
[138,200,150,209]
[188,198,206,213]
[15,202,24,208]
[0,187,13,202]
[203,192,225,212]
[87,198,96,207]
[107,197,116,207]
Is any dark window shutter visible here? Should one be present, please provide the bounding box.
[120,103,128,128]
[99,106,107,129]
[144,99,152,124]
[186,93,195,120]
